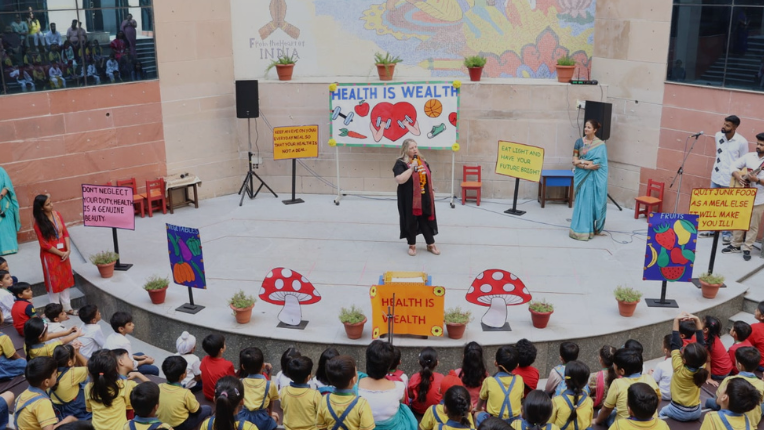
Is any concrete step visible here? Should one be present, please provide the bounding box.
[728,310,758,327]
[30,284,88,313]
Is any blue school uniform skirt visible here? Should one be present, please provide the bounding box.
[53,383,91,420]
[237,408,277,430]
[0,355,26,380]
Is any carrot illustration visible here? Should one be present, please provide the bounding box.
[339,128,367,139]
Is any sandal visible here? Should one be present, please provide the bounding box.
[408,245,417,256]
[427,244,441,255]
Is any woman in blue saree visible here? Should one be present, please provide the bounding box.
[570,119,608,241]
[0,167,21,255]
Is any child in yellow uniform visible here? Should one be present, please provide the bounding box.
[594,348,660,427]
[86,349,138,430]
[509,390,559,430]
[316,355,375,430]
[608,383,669,430]
[550,361,593,430]
[24,317,81,359]
[659,312,709,422]
[280,355,321,430]
[237,347,279,430]
[125,382,173,430]
[157,356,212,430]
[419,378,476,430]
[14,357,77,430]
[50,344,90,419]
[0,312,26,379]
[201,376,263,430]
[435,386,476,430]
[475,345,524,426]
[700,378,762,430]
[706,346,764,427]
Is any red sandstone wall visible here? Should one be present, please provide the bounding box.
[0,81,167,242]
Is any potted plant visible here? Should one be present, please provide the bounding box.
[699,272,725,299]
[339,305,367,339]
[229,290,256,324]
[528,299,554,329]
[265,53,297,81]
[555,55,577,83]
[89,251,119,278]
[143,275,170,305]
[464,55,487,82]
[614,286,642,317]
[374,52,402,81]
[444,307,472,339]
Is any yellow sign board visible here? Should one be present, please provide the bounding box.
[495,141,545,182]
[689,188,758,231]
[273,125,319,160]
[370,283,445,339]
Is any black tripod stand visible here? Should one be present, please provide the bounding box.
[239,118,277,206]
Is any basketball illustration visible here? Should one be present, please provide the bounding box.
[424,99,443,118]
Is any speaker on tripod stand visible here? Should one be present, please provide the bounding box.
[235,80,278,206]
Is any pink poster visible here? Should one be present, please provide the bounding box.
[81,184,136,230]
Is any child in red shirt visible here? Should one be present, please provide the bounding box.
[199,333,235,400]
[10,283,35,336]
[705,316,734,380]
[408,347,443,415]
[748,302,764,370]
[385,346,409,405]
[728,321,753,375]
[513,338,539,398]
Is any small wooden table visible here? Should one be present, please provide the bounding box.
[538,169,574,208]
[164,174,202,214]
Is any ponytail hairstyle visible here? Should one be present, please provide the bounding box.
[87,349,120,408]
[704,316,722,353]
[522,390,554,429]
[416,347,438,404]
[214,376,245,430]
[599,345,617,388]
[563,361,590,426]
[443,386,472,427]
[51,344,76,392]
[459,341,487,388]
[23,317,47,358]
[316,347,340,386]
[682,342,709,387]
[33,194,56,241]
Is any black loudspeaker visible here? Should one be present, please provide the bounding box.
[584,101,612,141]
[236,80,259,119]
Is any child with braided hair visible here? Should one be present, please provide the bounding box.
[409,347,444,415]
[550,361,593,430]
[703,316,734,380]
[201,376,259,430]
[437,386,475,430]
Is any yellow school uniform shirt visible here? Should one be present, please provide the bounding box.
[28,340,61,359]
[200,418,259,430]
[608,418,670,430]
[14,389,58,430]
[511,421,559,430]
[420,404,476,430]
[280,384,321,430]
[550,392,594,430]
[717,374,764,427]
[122,418,173,430]
[157,382,201,427]
[603,374,661,421]
[700,411,750,430]
[316,393,375,430]
[0,333,16,358]
[669,349,703,407]
[242,376,279,411]
[85,379,136,430]
[51,366,89,404]
[479,374,524,420]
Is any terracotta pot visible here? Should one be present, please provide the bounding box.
[529,309,553,329]
[96,262,116,278]
[376,64,396,81]
[446,323,466,339]
[468,67,483,82]
[700,279,722,299]
[230,303,255,324]
[617,299,639,317]
[556,65,576,83]
[146,285,169,304]
[276,64,294,81]
[343,317,367,339]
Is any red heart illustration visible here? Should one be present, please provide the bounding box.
[370,102,417,142]
[448,112,457,127]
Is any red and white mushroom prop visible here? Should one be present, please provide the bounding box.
[260,268,321,326]
[466,269,532,328]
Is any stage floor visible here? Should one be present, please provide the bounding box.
[34,192,752,348]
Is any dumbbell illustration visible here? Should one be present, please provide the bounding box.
[375,116,392,130]
[397,115,421,136]
[331,106,355,126]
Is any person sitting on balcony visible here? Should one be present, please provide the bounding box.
[106,53,120,82]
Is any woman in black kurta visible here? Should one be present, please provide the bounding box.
[393,139,439,256]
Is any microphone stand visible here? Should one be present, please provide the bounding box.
[670,133,703,213]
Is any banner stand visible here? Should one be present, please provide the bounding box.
[176,287,205,314]
[645,280,678,308]
[283,159,305,205]
[504,178,526,216]
[691,231,727,289]
[112,228,132,271]
[386,294,396,345]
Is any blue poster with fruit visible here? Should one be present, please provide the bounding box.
[643,213,699,283]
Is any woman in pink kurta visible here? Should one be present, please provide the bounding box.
[33,194,75,313]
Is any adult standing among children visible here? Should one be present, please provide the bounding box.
[0,167,20,255]
[723,133,764,261]
[32,194,76,314]
[120,14,137,57]
[570,119,609,241]
[393,139,440,256]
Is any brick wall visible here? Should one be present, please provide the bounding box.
[0,81,167,242]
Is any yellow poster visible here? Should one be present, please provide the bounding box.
[273,125,319,160]
[689,188,758,231]
[370,283,445,339]
[495,141,544,182]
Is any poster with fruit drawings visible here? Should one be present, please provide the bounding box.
[643,213,698,283]
[329,82,459,150]
[167,224,207,289]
